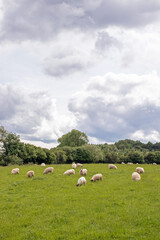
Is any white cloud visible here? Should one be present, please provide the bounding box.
[0,0,4,25]
[21,139,58,149]
[0,83,76,145]
[88,136,106,144]
[69,72,160,142]
[1,0,160,146]
[1,0,160,42]
[131,130,160,143]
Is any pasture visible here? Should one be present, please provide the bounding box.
[0,164,160,240]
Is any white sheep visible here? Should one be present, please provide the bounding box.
[76,177,86,186]
[136,167,144,174]
[79,168,87,176]
[77,163,83,167]
[121,162,125,164]
[27,170,34,178]
[108,164,117,169]
[90,174,103,182]
[64,169,75,175]
[127,162,133,165]
[43,167,54,174]
[41,163,46,166]
[72,162,77,169]
[132,172,141,181]
[11,168,19,174]
[153,162,157,165]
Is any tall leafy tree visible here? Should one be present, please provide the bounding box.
[58,129,89,147]
[0,126,21,156]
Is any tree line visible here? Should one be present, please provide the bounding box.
[0,127,160,166]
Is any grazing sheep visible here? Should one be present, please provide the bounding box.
[64,169,75,175]
[90,174,103,182]
[27,170,34,178]
[121,162,125,164]
[77,163,83,167]
[72,162,77,169]
[41,163,46,166]
[153,162,157,165]
[108,164,117,169]
[76,177,86,186]
[43,167,54,174]
[136,167,144,174]
[11,168,19,174]
[132,172,141,181]
[79,168,87,176]
[127,162,133,165]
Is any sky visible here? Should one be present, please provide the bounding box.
[1,0,160,148]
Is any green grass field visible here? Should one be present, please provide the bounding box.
[0,164,160,240]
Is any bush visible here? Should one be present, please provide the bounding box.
[127,151,144,164]
[105,152,118,163]
[0,159,7,166]
[4,155,23,165]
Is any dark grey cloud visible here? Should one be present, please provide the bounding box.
[68,72,160,142]
[89,0,160,28]
[44,52,89,77]
[1,0,160,41]
[0,0,88,41]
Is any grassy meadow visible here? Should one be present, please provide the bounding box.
[0,164,160,240]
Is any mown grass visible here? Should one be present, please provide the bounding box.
[0,164,160,240]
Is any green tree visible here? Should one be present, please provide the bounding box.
[74,147,92,163]
[54,150,67,164]
[58,146,76,163]
[144,152,155,163]
[0,126,22,165]
[36,147,47,164]
[127,151,144,164]
[0,126,21,156]
[153,151,160,164]
[58,129,89,147]
[44,149,56,164]
[82,145,104,163]
[105,152,118,163]
[24,144,37,164]
[4,155,23,165]
[4,133,21,156]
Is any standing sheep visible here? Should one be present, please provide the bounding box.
[153,163,157,165]
[43,167,54,174]
[11,168,19,174]
[27,170,34,178]
[76,177,86,186]
[90,174,103,182]
[136,167,144,174]
[79,168,87,176]
[108,164,117,169]
[132,172,141,181]
[64,169,75,175]
[77,163,83,167]
[41,163,46,166]
[72,162,77,169]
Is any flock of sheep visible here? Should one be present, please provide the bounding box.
[11,161,146,186]
[11,165,54,178]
